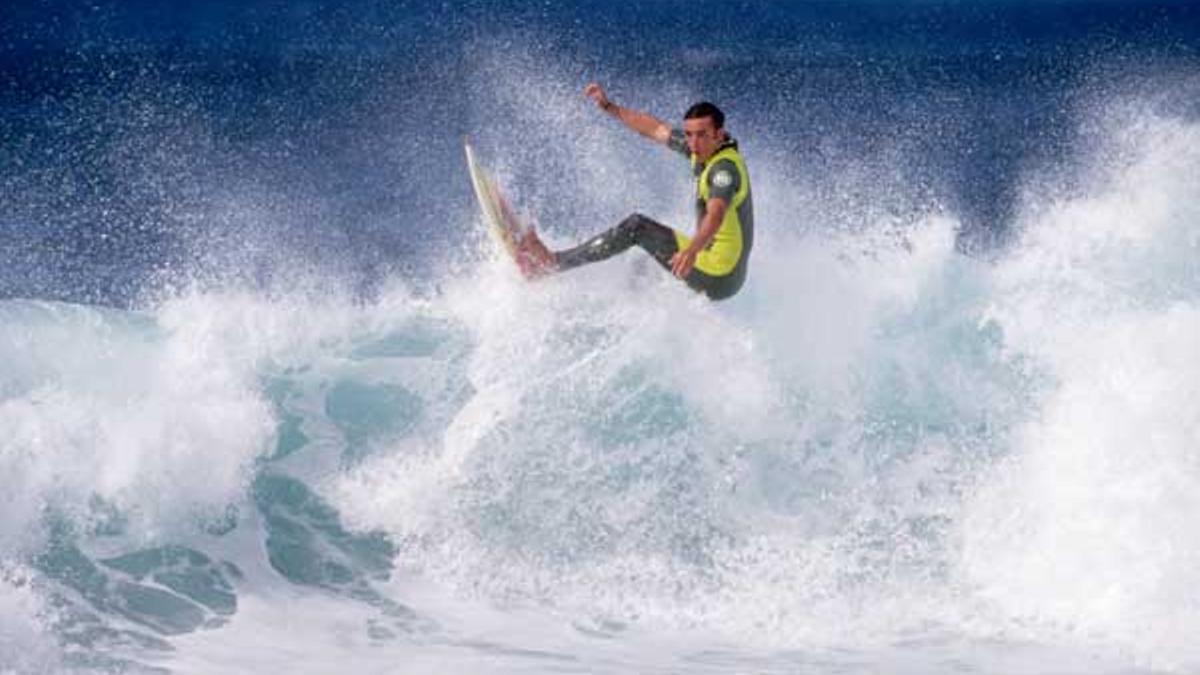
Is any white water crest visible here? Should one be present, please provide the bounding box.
[963,110,1200,671]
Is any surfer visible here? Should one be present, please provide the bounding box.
[516,83,753,300]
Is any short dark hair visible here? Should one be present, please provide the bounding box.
[684,101,725,129]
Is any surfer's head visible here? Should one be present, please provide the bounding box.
[682,101,727,161]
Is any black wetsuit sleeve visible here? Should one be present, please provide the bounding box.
[666,128,690,158]
[706,158,741,202]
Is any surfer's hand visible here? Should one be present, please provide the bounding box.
[670,248,697,279]
[584,83,612,111]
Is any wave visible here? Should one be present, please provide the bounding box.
[2,89,1198,675]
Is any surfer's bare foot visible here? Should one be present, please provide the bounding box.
[515,228,557,279]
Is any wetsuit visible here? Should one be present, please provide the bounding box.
[553,129,754,300]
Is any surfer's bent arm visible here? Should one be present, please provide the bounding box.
[671,197,728,278]
[691,197,728,253]
[584,82,671,145]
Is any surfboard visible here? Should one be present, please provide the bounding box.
[464,139,526,262]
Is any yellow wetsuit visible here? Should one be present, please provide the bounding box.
[675,139,753,280]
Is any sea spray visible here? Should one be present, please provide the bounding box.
[963,112,1200,671]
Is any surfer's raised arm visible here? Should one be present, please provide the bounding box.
[584,83,671,145]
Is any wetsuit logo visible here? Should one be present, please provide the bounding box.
[712,170,733,189]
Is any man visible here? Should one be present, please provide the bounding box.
[516,83,753,301]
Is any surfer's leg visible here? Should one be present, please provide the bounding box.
[553,213,678,272]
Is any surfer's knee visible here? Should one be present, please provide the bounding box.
[618,213,652,236]
[619,212,644,228]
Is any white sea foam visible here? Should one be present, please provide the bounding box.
[0,565,61,674]
[963,113,1200,671]
[0,295,276,550]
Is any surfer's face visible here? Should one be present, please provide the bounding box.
[683,117,724,161]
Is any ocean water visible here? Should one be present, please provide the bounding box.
[2,1,1199,673]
